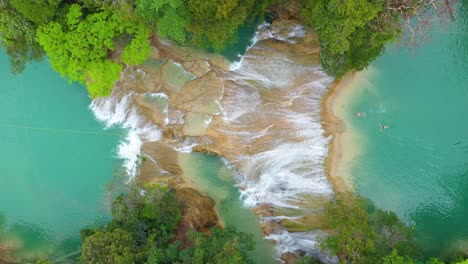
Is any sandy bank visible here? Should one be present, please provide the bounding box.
[322,71,370,193]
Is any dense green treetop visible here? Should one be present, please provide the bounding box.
[135,0,189,44]
[10,0,61,25]
[320,192,467,264]
[185,0,257,51]
[179,226,255,264]
[82,228,145,264]
[36,4,151,98]
[80,185,255,264]
[300,0,400,77]
[0,1,47,73]
[0,0,457,94]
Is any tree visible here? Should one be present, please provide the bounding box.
[186,0,257,51]
[81,228,144,264]
[135,0,190,44]
[300,0,457,77]
[369,208,419,258]
[10,0,61,25]
[81,185,255,264]
[382,250,416,264]
[36,4,151,97]
[179,226,255,264]
[0,4,45,73]
[300,0,400,77]
[122,25,152,65]
[384,0,458,45]
[322,192,379,264]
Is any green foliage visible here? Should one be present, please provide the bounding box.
[111,185,181,234]
[300,0,400,77]
[85,60,123,98]
[323,192,378,264]
[81,185,180,264]
[0,4,45,73]
[81,185,255,264]
[146,241,182,264]
[122,26,152,65]
[179,226,255,264]
[135,0,270,51]
[186,0,257,51]
[36,4,151,97]
[383,250,416,264]
[10,0,60,25]
[297,256,320,264]
[369,207,419,258]
[135,0,189,44]
[322,192,420,264]
[81,228,144,264]
[33,259,52,264]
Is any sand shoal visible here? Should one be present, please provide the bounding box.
[321,71,371,193]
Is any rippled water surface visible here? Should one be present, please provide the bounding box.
[0,52,123,259]
[346,3,468,257]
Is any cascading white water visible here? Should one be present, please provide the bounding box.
[90,84,161,177]
[88,22,338,262]
[211,23,338,261]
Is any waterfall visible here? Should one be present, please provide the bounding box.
[89,22,338,262]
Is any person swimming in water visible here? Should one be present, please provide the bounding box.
[354,112,367,117]
[379,124,390,131]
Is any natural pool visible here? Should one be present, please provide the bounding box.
[344,3,468,257]
[0,51,124,261]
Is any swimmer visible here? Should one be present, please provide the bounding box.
[379,124,390,131]
[354,112,367,117]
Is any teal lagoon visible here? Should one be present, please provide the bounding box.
[345,3,468,257]
[0,52,124,259]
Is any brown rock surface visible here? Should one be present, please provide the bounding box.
[174,188,220,246]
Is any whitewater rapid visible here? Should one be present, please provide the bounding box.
[89,22,337,262]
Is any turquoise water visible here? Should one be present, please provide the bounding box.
[179,153,277,264]
[346,3,468,258]
[0,52,123,260]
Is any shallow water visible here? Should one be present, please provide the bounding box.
[0,52,123,260]
[345,3,468,257]
[179,152,277,264]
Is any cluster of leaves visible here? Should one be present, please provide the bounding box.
[0,0,61,73]
[135,0,189,44]
[36,4,151,98]
[80,185,255,264]
[185,0,258,51]
[135,0,272,51]
[300,0,401,77]
[317,192,467,264]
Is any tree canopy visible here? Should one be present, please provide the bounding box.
[318,192,467,264]
[0,0,459,91]
[36,4,151,98]
[300,0,400,77]
[80,185,255,264]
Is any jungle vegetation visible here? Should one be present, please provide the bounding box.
[0,0,457,96]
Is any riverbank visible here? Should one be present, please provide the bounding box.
[321,70,373,193]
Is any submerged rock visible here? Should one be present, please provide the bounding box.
[174,188,220,245]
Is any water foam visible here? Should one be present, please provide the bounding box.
[90,88,161,177]
[218,24,337,260]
